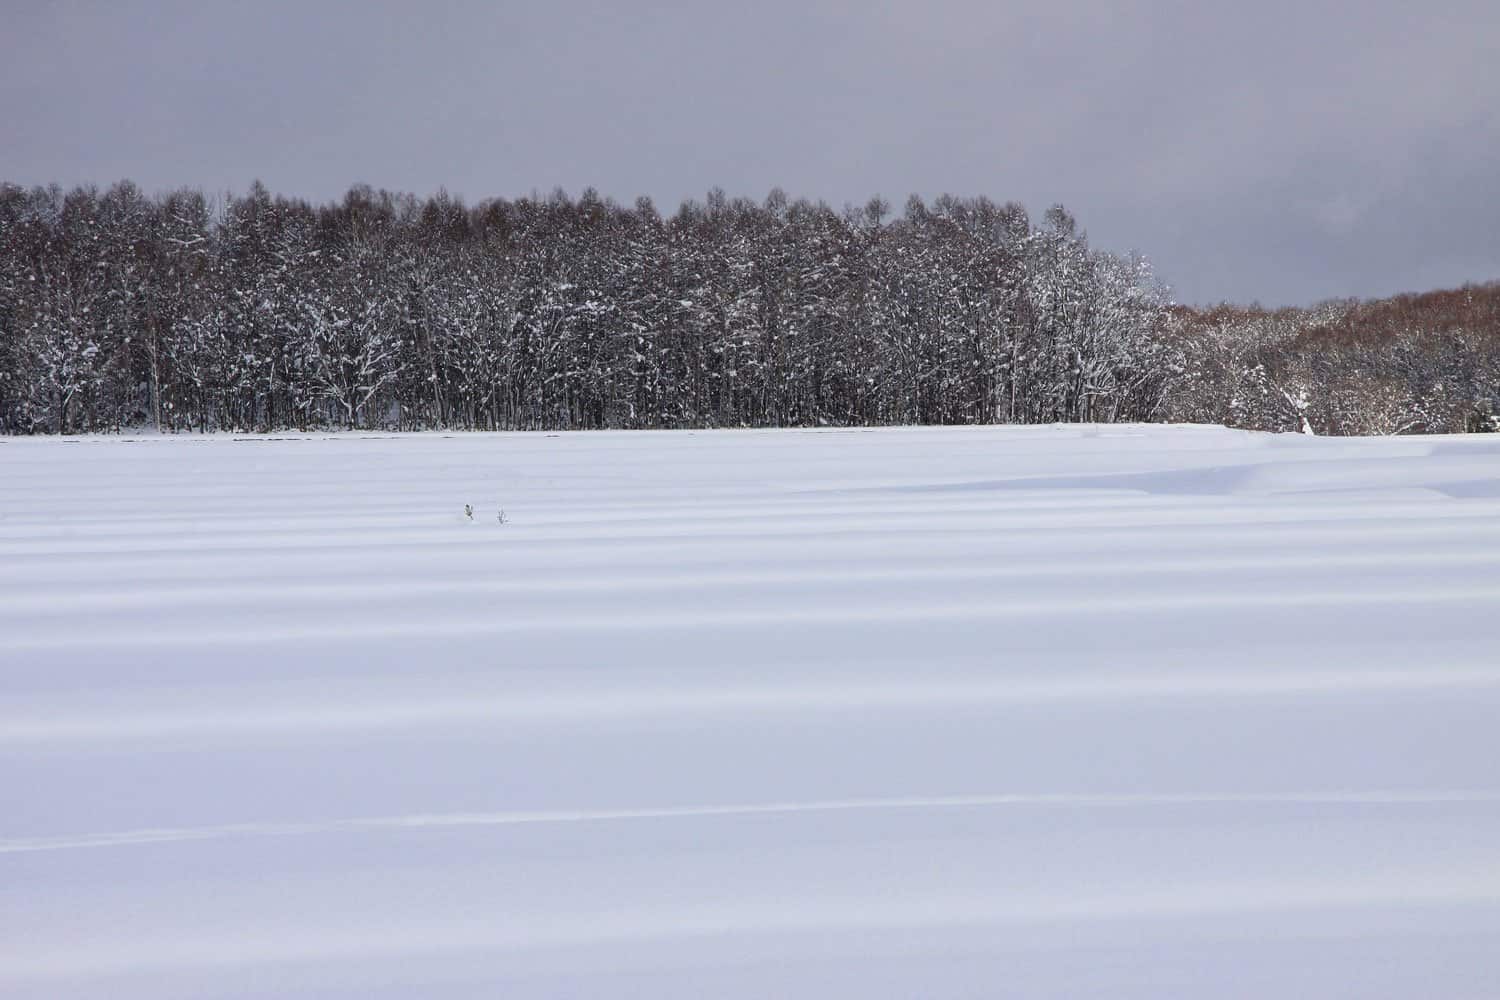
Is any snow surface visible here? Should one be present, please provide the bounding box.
[3,424,1500,999]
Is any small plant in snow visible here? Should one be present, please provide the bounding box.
[464,504,473,521]
[497,507,507,524]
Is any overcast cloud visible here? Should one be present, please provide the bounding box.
[3,0,1497,305]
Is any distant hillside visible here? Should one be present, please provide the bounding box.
[1167,285,1500,435]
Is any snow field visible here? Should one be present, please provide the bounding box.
[3,425,1500,998]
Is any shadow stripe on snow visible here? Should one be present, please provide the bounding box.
[6,584,1500,651]
[5,665,1500,746]
[5,547,1500,616]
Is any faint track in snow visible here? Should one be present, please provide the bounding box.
[7,790,1500,855]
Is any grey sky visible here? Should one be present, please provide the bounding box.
[3,0,1497,305]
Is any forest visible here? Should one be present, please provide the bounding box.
[1,180,1496,436]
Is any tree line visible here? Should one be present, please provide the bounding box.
[0,180,1495,435]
